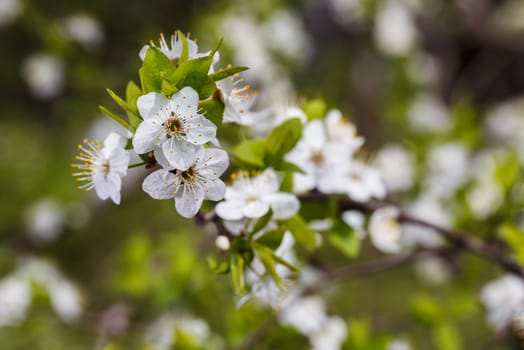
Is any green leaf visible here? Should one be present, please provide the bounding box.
[265,118,302,166]
[207,256,230,274]
[209,66,249,82]
[252,209,273,235]
[328,221,361,258]
[178,31,189,64]
[232,139,266,169]
[303,98,326,120]
[199,94,225,127]
[433,323,461,350]
[125,81,142,128]
[252,243,284,288]
[141,47,176,93]
[282,214,316,250]
[167,55,215,99]
[273,160,305,174]
[99,106,133,132]
[498,224,524,265]
[230,253,246,295]
[280,171,294,193]
[106,88,139,131]
[255,227,286,250]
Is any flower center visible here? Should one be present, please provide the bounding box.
[310,150,324,166]
[180,167,196,184]
[164,113,183,136]
[101,159,111,176]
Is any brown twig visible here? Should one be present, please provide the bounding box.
[300,193,524,278]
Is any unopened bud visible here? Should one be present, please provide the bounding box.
[215,235,230,251]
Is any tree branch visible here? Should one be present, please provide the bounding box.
[300,193,524,278]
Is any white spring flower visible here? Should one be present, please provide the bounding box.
[0,275,31,326]
[139,32,202,62]
[72,132,130,205]
[21,53,65,100]
[133,87,217,168]
[0,0,22,26]
[279,296,328,334]
[368,206,403,254]
[142,147,228,218]
[374,0,417,56]
[319,160,386,201]
[215,169,299,221]
[61,14,103,48]
[374,144,414,192]
[218,76,258,124]
[408,93,451,133]
[25,198,65,244]
[285,116,363,193]
[341,210,366,239]
[480,274,524,330]
[310,316,348,350]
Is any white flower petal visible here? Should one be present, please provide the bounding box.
[185,116,217,145]
[197,148,229,178]
[170,87,200,117]
[215,201,245,221]
[243,201,270,218]
[161,140,200,170]
[137,92,169,120]
[204,180,226,201]
[264,193,300,219]
[174,184,205,218]
[132,118,163,154]
[142,170,177,200]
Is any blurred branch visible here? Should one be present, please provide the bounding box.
[300,192,524,278]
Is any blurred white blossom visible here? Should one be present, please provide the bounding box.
[374,144,414,192]
[25,197,65,244]
[61,14,103,48]
[21,53,65,100]
[374,0,418,56]
[0,0,22,27]
[408,93,451,133]
[369,206,403,254]
[480,274,524,330]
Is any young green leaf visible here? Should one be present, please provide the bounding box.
[167,55,215,99]
[199,96,225,127]
[141,47,176,93]
[255,227,286,250]
[252,243,284,289]
[280,171,294,193]
[265,118,302,166]
[207,256,230,274]
[282,214,316,250]
[99,106,133,132]
[178,31,189,64]
[209,66,249,82]
[303,98,327,120]
[252,209,273,235]
[230,253,246,295]
[232,139,267,169]
[328,221,361,258]
[125,81,142,128]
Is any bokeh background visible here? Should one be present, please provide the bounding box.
[2,0,524,348]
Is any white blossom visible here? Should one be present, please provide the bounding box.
[139,32,205,62]
[467,177,503,219]
[241,232,297,308]
[408,93,451,133]
[374,144,414,192]
[368,206,403,254]
[310,316,348,350]
[25,198,65,244]
[413,257,451,286]
[142,147,228,218]
[72,132,130,205]
[388,338,412,350]
[218,77,258,124]
[215,236,230,251]
[480,275,524,330]
[21,53,65,100]
[215,169,299,221]
[342,210,367,239]
[0,275,31,326]
[61,14,103,48]
[133,88,217,167]
[425,142,469,197]
[285,115,363,193]
[374,0,417,56]
[319,160,386,201]
[0,0,22,26]
[147,312,211,350]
